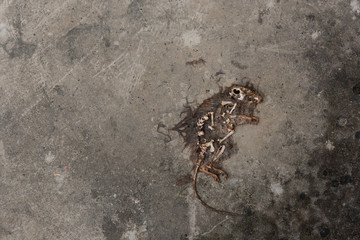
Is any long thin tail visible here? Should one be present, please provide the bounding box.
[193,164,245,217]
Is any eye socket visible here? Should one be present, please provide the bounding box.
[233,89,240,94]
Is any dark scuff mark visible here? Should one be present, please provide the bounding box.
[127,0,146,22]
[102,215,123,240]
[186,58,206,66]
[231,60,248,70]
[215,70,225,76]
[258,9,270,24]
[59,24,110,62]
[1,17,36,59]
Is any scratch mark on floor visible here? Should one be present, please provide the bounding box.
[187,186,199,240]
[93,51,127,78]
[33,0,72,32]
[18,43,98,120]
[201,216,230,236]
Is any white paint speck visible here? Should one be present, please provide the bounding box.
[311,31,321,40]
[45,151,55,164]
[317,90,323,98]
[351,0,360,14]
[0,23,9,42]
[270,183,284,195]
[182,30,201,47]
[267,0,274,8]
[54,173,66,194]
[325,140,335,151]
[54,174,65,183]
[133,198,140,204]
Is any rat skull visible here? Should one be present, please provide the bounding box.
[229,86,262,103]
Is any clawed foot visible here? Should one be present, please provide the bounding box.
[199,166,228,183]
[208,165,228,181]
[249,116,259,125]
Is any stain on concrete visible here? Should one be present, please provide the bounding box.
[1,18,36,59]
[127,0,146,22]
[2,37,36,59]
[58,24,110,62]
[102,215,124,240]
[230,60,248,70]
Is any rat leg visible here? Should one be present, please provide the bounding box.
[229,115,259,125]
[208,145,225,167]
[197,141,219,182]
[208,166,228,180]
[199,167,220,182]
[206,145,228,180]
[197,142,224,183]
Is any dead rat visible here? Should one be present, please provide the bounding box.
[172,84,263,216]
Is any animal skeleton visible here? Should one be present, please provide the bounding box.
[173,84,262,216]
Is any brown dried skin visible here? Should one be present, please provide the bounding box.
[172,84,262,216]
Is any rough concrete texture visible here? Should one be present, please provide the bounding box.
[0,0,360,239]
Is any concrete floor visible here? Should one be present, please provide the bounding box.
[1,0,360,239]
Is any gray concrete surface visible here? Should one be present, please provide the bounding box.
[1,0,360,239]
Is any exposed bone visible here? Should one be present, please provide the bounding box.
[229,103,237,114]
[197,114,211,128]
[221,100,234,106]
[199,145,208,157]
[198,131,204,136]
[238,92,244,100]
[208,125,214,131]
[209,145,226,166]
[197,119,205,127]
[216,145,225,159]
[218,130,234,143]
[201,140,215,153]
[209,112,214,126]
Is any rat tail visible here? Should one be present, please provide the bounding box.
[193,161,245,217]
